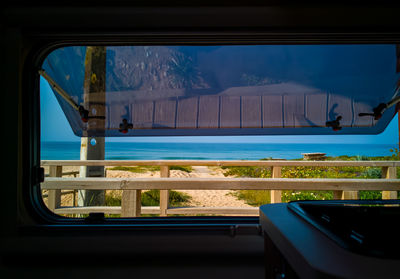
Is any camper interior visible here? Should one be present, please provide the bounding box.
[2,2,400,279]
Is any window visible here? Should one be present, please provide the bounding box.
[39,44,400,219]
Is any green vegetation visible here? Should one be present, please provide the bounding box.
[105,190,191,207]
[104,191,122,206]
[108,165,192,173]
[231,190,271,206]
[170,165,193,172]
[108,166,160,173]
[223,154,400,207]
[222,166,271,178]
[141,190,191,207]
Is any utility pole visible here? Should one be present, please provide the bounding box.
[78,46,107,207]
[398,104,400,152]
[397,45,400,151]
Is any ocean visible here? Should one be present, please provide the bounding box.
[41,141,398,160]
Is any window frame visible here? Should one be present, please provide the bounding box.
[23,33,400,229]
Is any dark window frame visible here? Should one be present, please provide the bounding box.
[23,34,400,230]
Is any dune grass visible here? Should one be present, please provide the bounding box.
[223,155,400,207]
[108,165,192,173]
[105,189,191,207]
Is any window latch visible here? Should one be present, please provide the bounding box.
[359,103,387,120]
[34,166,45,184]
[85,212,105,224]
[326,116,342,131]
[229,224,262,237]
[119,118,133,134]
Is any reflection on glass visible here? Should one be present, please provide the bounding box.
[41,45,400,137]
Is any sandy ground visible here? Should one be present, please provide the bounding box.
[43,166,253,209]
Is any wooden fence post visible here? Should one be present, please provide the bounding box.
[332,190,344,200]
[48,165,62,211]
[270,167,282,203]
[382,166,397,199]
[121,190,141,217]
[342,165,360,200]
[160,166,170,216]
[342,191,359,200]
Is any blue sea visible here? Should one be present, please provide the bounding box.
[41,141,398,160]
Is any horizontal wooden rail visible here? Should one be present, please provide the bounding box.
[55,206,123,215]
[54,206,158,215]
[54,206,259,215]
[167,207,259,215]
[42,177,400,191]
[41,160,400,167]
[45,171,79,178]
[42,190,75,198]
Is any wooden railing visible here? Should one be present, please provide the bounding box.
[40,160,400,217]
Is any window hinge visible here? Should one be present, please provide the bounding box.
[229,224,262,237]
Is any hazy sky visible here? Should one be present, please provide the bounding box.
[40,77,399,144]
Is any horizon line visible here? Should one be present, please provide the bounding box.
[40,140,398,144]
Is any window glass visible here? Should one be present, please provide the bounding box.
[40,45,400,219]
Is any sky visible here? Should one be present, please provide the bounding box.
[40,77,399,144]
